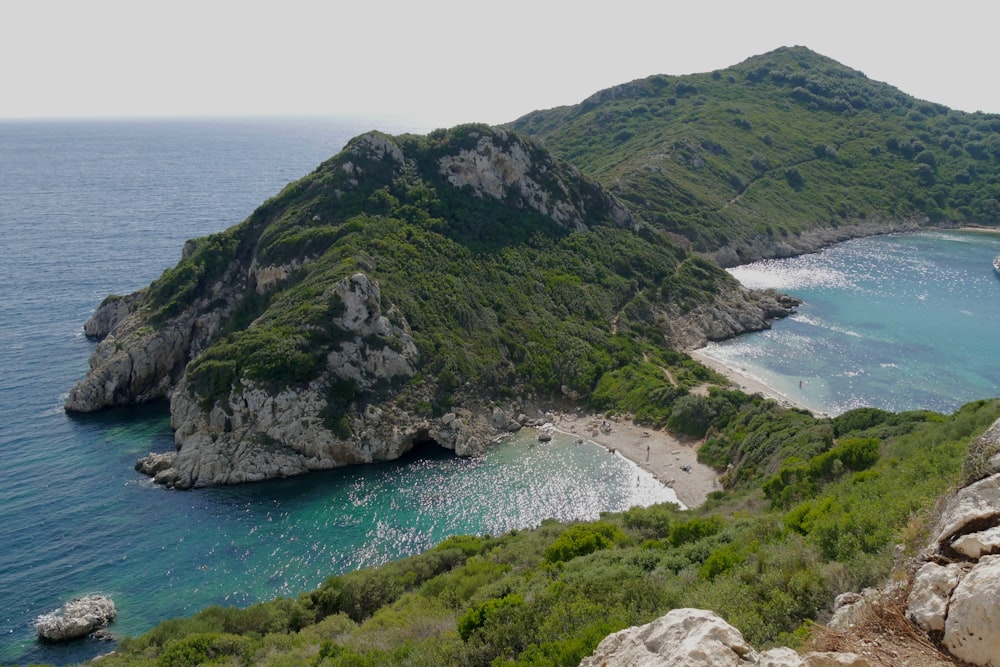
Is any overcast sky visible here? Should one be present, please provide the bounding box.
[3,1,998,127]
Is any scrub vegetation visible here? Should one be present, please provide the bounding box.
[86,399,1000,666]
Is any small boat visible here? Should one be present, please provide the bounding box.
[995,255,1000,274]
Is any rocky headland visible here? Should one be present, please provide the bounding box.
[67,125,798,489]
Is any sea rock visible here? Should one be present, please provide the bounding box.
[490,407,510,430]
[943,554,1000,665]
[907,561,969,632]
[578,608,758,667]
[135,451,176,477]
[35,595,116,642]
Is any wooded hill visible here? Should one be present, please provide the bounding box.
[510,45,1000,263]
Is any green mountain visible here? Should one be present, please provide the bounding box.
[510,45,1000,264]
[66,125,792,488]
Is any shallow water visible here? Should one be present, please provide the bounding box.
[701,231,1000,416]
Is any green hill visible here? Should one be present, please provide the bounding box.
[510,45,1000,263]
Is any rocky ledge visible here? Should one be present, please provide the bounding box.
[35,595,116,642]
[579,607,870,667]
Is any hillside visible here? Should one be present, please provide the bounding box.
[65,125,794,488]
[509,46,1000,264]
[84,399,1000,666]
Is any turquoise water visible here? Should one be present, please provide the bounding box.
[0,119,675,666]
[701,231,1000,416]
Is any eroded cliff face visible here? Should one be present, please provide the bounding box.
[147,273,488,489]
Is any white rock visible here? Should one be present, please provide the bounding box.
[943,554,1000,665]
[907,561,970,632]
[578,608,757,667]
[932,472,1000,549]
[952,524,1000,559]
[758,646,804,666]
[35,595,116,642]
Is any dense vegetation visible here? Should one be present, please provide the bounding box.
[510,46,1000,256]
[76,398,1000,666]
[140,125,738,420]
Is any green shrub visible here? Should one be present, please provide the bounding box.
[544,522,627,563]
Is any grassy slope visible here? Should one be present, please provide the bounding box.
[509,46,1000,255]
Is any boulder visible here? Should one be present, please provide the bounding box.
[931,472,1000,551]
[578,608,757,667]
[35,595,116,642]
[943,554,1000,666]
[907,561,970,632]
[135,451,176,476]
[952,524,1000,559]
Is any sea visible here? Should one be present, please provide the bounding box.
[700,230,1000,416]
[3,122,1000,667]
[0,118,677,666]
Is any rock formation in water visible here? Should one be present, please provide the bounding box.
[35,595,116,642]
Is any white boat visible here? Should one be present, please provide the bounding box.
[995,255,1000,274]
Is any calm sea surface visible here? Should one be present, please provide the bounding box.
[0,119,676,666]
[700,231,1000,416]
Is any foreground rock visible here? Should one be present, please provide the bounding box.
[904,453,1000,666]
[35,595,116,642]
[579,608,869,667]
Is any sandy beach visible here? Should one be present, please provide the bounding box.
[529,347,827,509]
[688,347,820,415]
[544,411,720,509]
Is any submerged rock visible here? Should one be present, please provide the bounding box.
[35,595,116,642]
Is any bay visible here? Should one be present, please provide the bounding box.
[0,118,675,666]
[700,231,1000,416]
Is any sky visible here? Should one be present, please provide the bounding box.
[3,0,999,127]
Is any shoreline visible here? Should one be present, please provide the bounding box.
[688,347,828,417]
[541,412,720,510]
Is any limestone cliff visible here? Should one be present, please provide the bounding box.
[68,124,798,488]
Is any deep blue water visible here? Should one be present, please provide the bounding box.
[0,119,676,666]
[701,231,1000,416]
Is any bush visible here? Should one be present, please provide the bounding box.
[544,522,627,563]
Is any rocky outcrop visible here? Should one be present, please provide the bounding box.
[35,595,116,642]
[140,273,490,489]
[579,608,869,667]
[903,450,1000,666]
[438,127,634,232]
[666,287,801,351]
[65,284,234,413]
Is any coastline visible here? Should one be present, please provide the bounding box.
[687,347,826,416]
[541,412,720,510]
